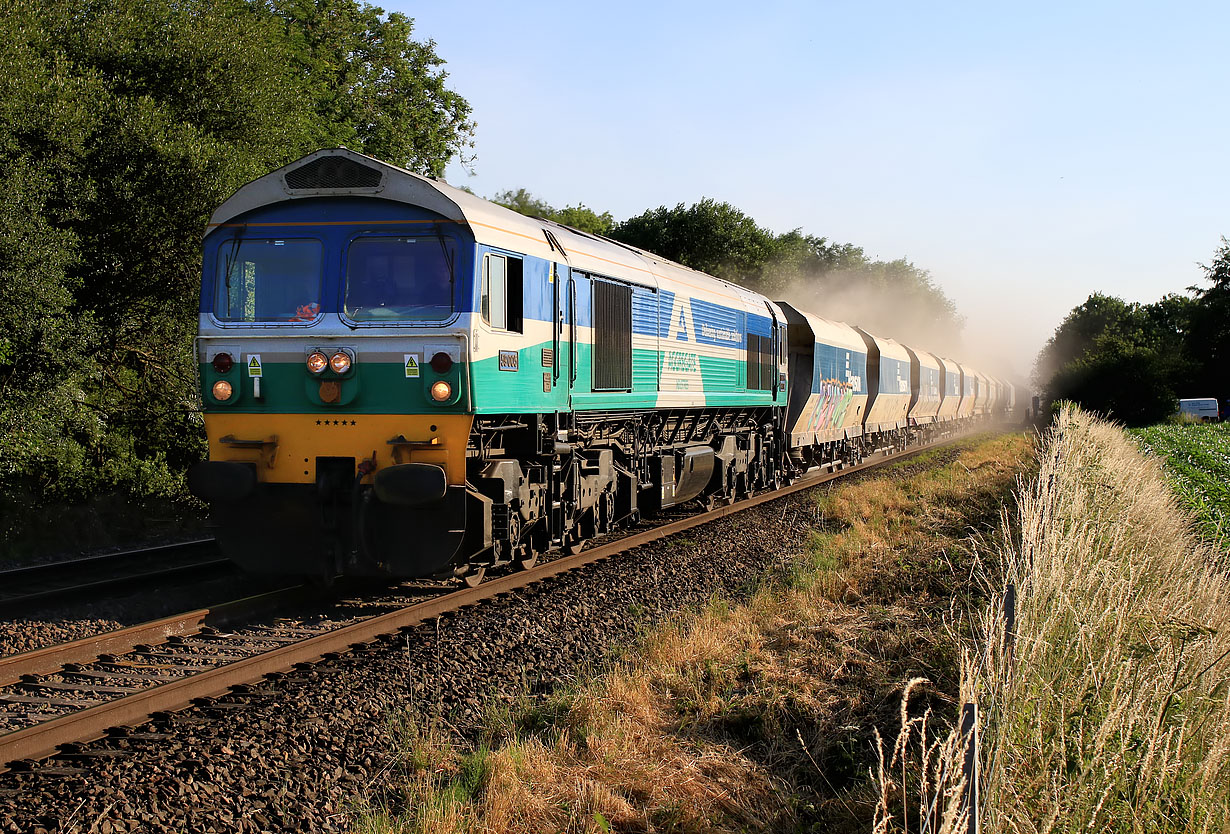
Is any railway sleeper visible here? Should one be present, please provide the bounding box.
[17,679,141,695]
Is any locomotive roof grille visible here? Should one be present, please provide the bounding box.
[284,156,383,191]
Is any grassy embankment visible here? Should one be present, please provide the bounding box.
[886,407,1230,833]
[351,431,1034,833]
[1131,421,1230,547]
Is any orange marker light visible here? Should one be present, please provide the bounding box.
[430,380,452,402]
[211,380,233,401]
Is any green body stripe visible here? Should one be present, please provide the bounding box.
[202,340,778,416]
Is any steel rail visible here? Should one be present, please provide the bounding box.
[0,539,216,584]
[0,539,227,617]
[0,586,321,687]
[0,432,979,771]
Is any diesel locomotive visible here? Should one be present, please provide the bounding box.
[187,149,1013,583]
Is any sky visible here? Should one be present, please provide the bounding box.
[392,0,1230,378]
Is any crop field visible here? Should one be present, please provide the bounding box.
[1130,422,1230,545]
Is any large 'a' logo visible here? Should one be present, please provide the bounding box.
[666,295,695,342]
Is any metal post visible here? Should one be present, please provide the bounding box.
[960,702,980,834]
[1004,582,1016,673]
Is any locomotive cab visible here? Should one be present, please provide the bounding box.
[190,150,796,582]
[189,151,485,578]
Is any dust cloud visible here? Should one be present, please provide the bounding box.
[776,270,1036,401]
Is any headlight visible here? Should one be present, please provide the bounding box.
[211,380,233,401]
[306,352,328,374]
[329,352,352,374]
[430,380,452,402]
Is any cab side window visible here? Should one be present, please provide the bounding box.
[481,253,523,332]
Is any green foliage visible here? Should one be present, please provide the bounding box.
[612,198,782,283]
[610,199,963,341]
[552,204,615,237]
[1130,422,1230,545]
[0,0,472,541]
[1036,238,1230,423]
[491,188,554,218]
[491,188,614,236]
[262,0,474,175]
[1186,238,1230,398]
[1035,293,1196,425]
[1047,337,1181,425]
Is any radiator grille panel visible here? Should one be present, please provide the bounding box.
[285,156,382,190]
[593,280,632,391]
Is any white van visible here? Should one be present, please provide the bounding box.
[1178,398,1220,422]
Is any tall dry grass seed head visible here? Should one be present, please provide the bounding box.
[926,406,1230,834]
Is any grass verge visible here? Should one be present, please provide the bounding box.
[353,432,1033,833]
[886,407,1230,833]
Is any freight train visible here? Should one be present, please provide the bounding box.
[187,149,1014,583]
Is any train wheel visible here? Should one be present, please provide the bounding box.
[563,530,586,556]
[514,543,539,571]
[461,566,486,588]
[505,515,536,570]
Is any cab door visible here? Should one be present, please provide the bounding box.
[553,264,573,406]
[765,302,783,401]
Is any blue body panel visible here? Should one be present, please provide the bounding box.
[880,356,911,396]
[814,342,868,396]
[945,366,960,397]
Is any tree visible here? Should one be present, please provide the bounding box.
[612,199,780,284]
[1034,292,1195,425]
[492,188,555,218]
[1047,337,1178,425]
[552,204,615,237]
[260,0,475,175]
[1186,238,1230,397]
[0,0,475,531]
[491,188,614,236]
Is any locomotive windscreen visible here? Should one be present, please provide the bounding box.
[214,238,322,322]
[343,236,455,321]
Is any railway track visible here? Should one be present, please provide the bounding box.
[0,539,233,618]
[0,434,971,774]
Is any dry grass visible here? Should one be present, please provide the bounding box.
[877,406,1230,833]
[352,432,1033,834]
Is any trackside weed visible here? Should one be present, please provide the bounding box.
[878,406,1230,833]
[355,432,1032,833]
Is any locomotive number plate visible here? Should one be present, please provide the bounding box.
[499,350,519,372]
